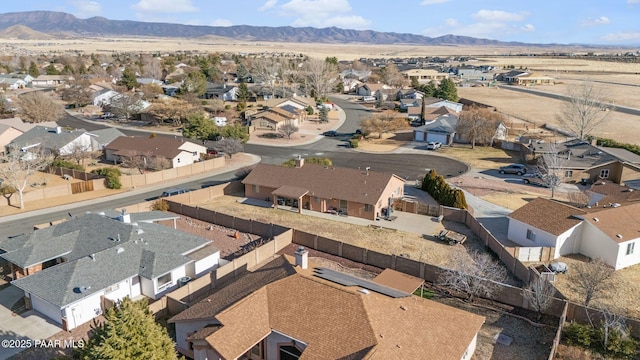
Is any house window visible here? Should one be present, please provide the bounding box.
[157,273,172,288]
[564,170,573,178]
[314,196,321,203]
[600,169,609,178]
[280,345,302,360]
[177,158,180,163]
[627,242,635,255]
[364,204,373,212]
[526,229,536,242]
[339,199,348,210]
[252,184,260,193]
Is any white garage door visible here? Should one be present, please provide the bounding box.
[426,133,447,144]
[30,294,62,325]
[414,131,425,142]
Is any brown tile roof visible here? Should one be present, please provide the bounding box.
[242,163,404,205]
[168,256,296,323]
[586,181,640,207]
[582,202,640,243]
[186,325,222,340]
[252,111,287,124]
[372,268,424,294]
[203,271,483,359]
[362,291,484,360]
[105,136,198,159]
[508,198,586,235]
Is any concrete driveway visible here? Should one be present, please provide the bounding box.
[0,285,62,360]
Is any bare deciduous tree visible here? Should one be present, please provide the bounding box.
[524,277,557,320]
[537,141,568,198]
[0,145,52,209]
[148,156,171,171]
[379,63,406,88]
[66,142,92,166]
[108,92,144,121]
[120,151,148,174]
[571,257,615,307]
[17,91,64,123]
[360,112,409,139]
[141,55,164,79]
[457,107,506,148]
[439,250,508,302]
[278,120,299,140]
[252,58,280,99]
[556,82,612,140]
[212,138,243,159]
[304,58,337,99]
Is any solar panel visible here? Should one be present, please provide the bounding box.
[313,267,410,298]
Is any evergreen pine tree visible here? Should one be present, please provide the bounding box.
[78,297,178,360]
[435,78,458,102]
[28,61,40,77]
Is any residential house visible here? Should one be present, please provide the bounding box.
[342,78,363,93]
[249,106,300,131]
[136,77,163,86]
[373,88,399,101]
[169,254,484,360]
[400,69,449,84]
[0,117,58,133]
[529,139,640,183]
[502,72,554,86]
[356,83,391,97]
[0,124,23,155]
[396,88,423,100]
[31,75,74,88]
[202,83,238,101]
[424,97,464,113]
[584,161,640,186]
[400,98,421,110]
[413,114,459,145]
[455,68,487,81]
[495,70,527,82]
[507,197,640,270]
[0,74,33,89]
[339,69,371,81]
[0,211,220,330]
[87,128,127,150]
[9,126,98,156]
[91,87,120,107]
[407,106,456,124]
[242,159,405,220]
[105,136,206,168]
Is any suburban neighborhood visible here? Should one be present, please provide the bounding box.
[0,6,640,360]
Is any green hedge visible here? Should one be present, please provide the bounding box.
[91,168,122,189]
[596,138,640,156]
[421,169,467,209]
[51,159,84,171]
[349,139,359,148]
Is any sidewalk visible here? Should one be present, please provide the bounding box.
[0,153,261,223]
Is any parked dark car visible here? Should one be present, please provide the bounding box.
[522,173,549,187]
[499,164,527,175]
[322,130,339,137]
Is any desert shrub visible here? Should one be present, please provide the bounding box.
[92,167,122,189]
[349,139,359,148]
[563,322,594,348]
[51,159,84,171]
[151,198,170,211]
[282,157,332,168]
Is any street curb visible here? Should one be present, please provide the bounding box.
[0,153,262,224]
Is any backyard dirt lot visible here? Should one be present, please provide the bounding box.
[532,255,640,320]
[196,195,483,269]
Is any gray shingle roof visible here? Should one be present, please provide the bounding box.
[414,114,459,134]
[5,213,216,308]
[87,128,126,147]
[10,126,87,151]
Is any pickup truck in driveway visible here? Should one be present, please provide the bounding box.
[435,229,467,245]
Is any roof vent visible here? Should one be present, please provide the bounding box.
[116,246,124,254]
[89,253,96,261]
[616,234,623,239]
[400,305,407,311]
[358,289,370,295]
[136,228,144,235]
[612,203,621,208]
[593,218,599,222]
[74,285,91,294]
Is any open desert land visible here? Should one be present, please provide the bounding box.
[1,37,629,59]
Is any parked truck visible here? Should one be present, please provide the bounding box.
[435,229,467,245]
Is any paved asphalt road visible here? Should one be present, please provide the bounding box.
[2,98,466,235]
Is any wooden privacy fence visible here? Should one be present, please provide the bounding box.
[71,180,94,194]
[394,199,440,216]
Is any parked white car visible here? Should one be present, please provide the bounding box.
[425,141,442,150]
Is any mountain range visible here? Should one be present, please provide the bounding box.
[0,11,527,46]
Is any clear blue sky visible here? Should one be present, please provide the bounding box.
[7,0,640,45]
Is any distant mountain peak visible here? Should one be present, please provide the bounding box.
[0,10,525,46]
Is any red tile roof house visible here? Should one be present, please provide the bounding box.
[105,136,206,168]
[169,254,485,360]
[241,158,406,220]
[507,197,640,270]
